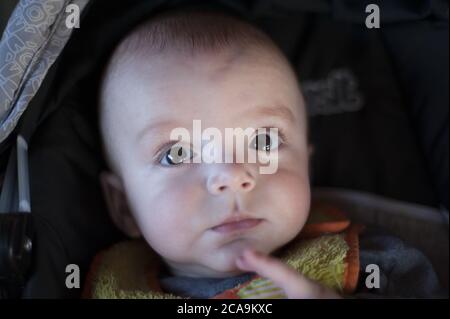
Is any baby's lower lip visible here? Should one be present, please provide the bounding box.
[211,219,262,234]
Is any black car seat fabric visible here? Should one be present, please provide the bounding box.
[380,19,449,210]
[0,0,445,297]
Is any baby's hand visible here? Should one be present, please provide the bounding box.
[236,249,341,299]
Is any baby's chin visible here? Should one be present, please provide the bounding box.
[201,258,248,278]
[201,239,274,277]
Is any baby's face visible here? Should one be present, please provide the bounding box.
[102,47,310,278]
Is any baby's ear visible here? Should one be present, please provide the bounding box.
[99,172,141,238]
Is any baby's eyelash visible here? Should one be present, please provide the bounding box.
[153,141,178,163]
[278,128,287,144]
[259,126,288,145]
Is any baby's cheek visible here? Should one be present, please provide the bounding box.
[270,169,310,235]
[136,206,192,260]
[129,182,202,259]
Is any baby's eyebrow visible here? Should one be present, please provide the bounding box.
[136,105,296,143]
[243,105,296,125]
[136,119,177,144]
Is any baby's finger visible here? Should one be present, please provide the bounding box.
[236,249,340,299]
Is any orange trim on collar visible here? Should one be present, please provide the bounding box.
[343,224,364,294]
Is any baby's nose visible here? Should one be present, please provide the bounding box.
[206,164,256,195]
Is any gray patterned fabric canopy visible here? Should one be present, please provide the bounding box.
[0,0,88,143]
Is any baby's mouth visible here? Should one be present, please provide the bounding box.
[211,217,263,234]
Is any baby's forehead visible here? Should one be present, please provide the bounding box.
[124,47,298,103]
[114,34,287,84]
[103,45,305,127]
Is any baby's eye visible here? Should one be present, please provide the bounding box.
[159,145,194,166]
[249,129,281,152]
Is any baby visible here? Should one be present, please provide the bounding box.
[89,8,441,299]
